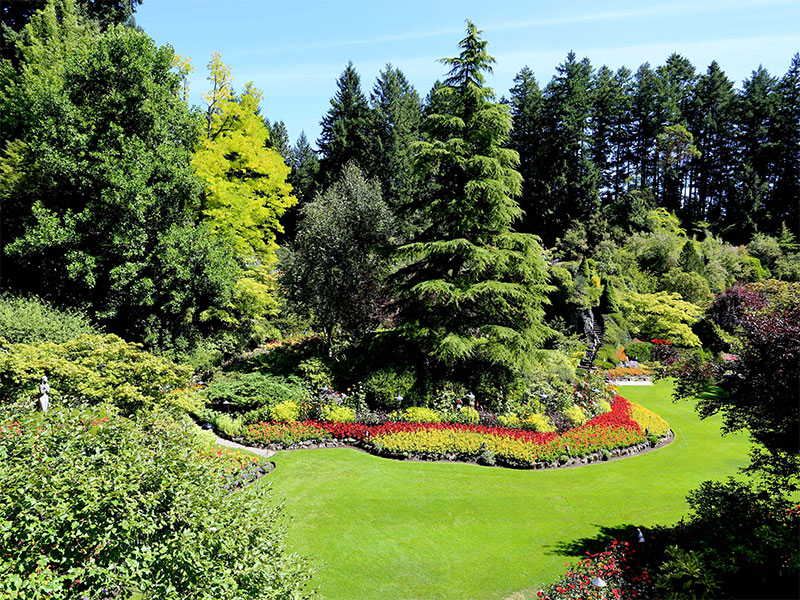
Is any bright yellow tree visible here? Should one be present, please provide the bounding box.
[193,52,295,266]
[192,52,296,335]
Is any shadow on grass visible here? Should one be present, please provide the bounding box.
[546,523,642,557]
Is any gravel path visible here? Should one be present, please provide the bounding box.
[215,435,276,458]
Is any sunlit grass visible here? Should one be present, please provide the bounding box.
[264,380,748,600]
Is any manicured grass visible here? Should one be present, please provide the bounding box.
[264,380,749,600]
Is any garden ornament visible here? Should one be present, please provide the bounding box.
[38,375,50,412]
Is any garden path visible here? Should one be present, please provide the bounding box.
[215,435,276,458]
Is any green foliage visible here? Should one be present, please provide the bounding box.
[195,53,295,266]
[449,405,480,425]
[562,405,587,427]
[283,163,395,343]
[362,367,416,410]
[0,4,235,351]
[653,546,721,600]
[390,406,443,423]
[394,21,553,376]
[0,334,192,415]
[297,357,335,391]
[319,404,356,423]
[625,341,654,362]
[618,291,703,346]
[477,448,496,466]
[660,268,713,305]
[269,400,301,423]
[200,371,309,410]
[0,404,315,599]
[0,295,100,344]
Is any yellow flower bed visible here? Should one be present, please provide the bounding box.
[629,401,670,436]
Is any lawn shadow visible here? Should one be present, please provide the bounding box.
[545,523,642,557]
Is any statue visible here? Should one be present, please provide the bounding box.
[38,376,50,412]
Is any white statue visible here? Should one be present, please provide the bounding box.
[38,375,50,412]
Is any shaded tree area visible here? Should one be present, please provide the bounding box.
[508,52,800,246]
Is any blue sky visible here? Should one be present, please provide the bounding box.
[136,0,800,148]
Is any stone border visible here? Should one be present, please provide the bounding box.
[225,430,675,471]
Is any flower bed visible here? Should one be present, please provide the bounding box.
[195,447,272,490]
[239,395,671,468]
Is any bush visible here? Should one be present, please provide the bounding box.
[563,405,587,427]
[448,405,480,425]
[390,406,443,423]
[362,367,416,410]
[297,357,334,390]
[200,371,309,410]
[0,405,315,599]
[269,401,301,423]
[319,404,356,423]
[0,334,192,415]
[477,449,496,466]
[0,295,100,344]
[626,341,653,362]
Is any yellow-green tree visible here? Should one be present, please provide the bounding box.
[193,52,295,266]
[192,53,296,337]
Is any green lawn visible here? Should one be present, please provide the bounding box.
[264,380,749,600]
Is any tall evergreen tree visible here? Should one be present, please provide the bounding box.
[370,64,422,229]
[688,61,736,226]
[317,62,376,185]
[508,66,546,234]
[279,131,319,241]
[632,63,663,191]
[394,21,552,376]
[540,52,599,238]
[264,119,292,164]
[773,54,800,236]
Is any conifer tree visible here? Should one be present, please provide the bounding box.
[394,21,552,375]
[265,119,292,163]
[370,64,422,227]
[508,66,547,234]
[318,62,377,184]
[773,54,800,236]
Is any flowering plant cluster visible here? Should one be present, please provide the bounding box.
[195,447,270,490]
[239,421,331,446]
[650,339,672,345]
[604,366,651,379]
[537,538,654,600]
[240,395,667,467]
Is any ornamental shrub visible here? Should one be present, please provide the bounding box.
[390,406,443,423]
[200,371,309,410]
[451,406,480,425]
[0,334,192,415]
[0,295,100,344]
[319,404,356,423]
[0,405,315,599]
[563,405,587,427]
[269,400,301,423]
[625,341,653,362]
[362,367,416,410]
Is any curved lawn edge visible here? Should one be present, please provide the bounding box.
[228,394,674,470]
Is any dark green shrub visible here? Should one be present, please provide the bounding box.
[0,295,100,344]
[626,341,653,362]
[648,434,659,446]
[602,449,612,461]
[200,372,309,410]
[653,546,721,600]
[0,405,315,599]
[362,367,416,410]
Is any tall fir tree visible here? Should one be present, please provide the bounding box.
[279,131,319,241]
[317,61,377,185]
[370,64,422,231]
[264,119,292,164]
[687,61,736,226]
[773,54,800,236]
[394,21,552,377]
[540,52,599,239]
[508,66,547,235]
